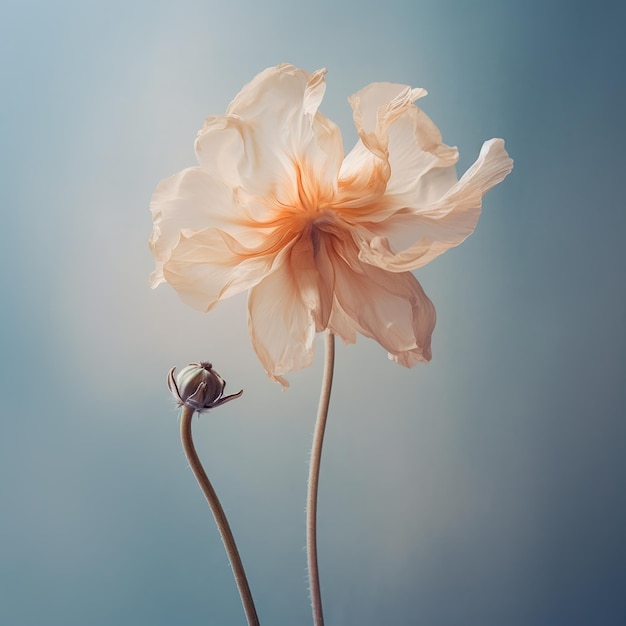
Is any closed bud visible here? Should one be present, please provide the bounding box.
[168,362,243,412]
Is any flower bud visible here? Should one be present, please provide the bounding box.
[168,362,243,412]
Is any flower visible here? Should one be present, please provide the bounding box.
[168,362,243,412]
[150,64,513,387]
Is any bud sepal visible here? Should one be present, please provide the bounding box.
[168,362,243,412]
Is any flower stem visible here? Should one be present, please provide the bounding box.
[306,331,335,626]
[180,405,260,626]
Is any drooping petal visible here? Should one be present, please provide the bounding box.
[329,238,436,365]
[248,255,317,387]
[327,300,358,345]
[289,231,336,332]
[358,138,514,271]
[195,64,344,202]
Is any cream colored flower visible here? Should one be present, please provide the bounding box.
[150,64,513,386]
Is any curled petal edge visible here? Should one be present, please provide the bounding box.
[358,138,514,272]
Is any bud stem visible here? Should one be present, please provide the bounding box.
[306,331,335,626]
[179,405,260,626]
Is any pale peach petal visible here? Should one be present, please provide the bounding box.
[149,167,246,287]
[359,139,514,271]
[336,139,389,217]
[348,82,427,156]
[383,105,459,205]
[191,117,248,189]
[336,82,457,224]
[248,258,316,387]
[330,239,436,364]
[195,65,343,200]
[327,300,357,344]
[349,82,457,186]
[161,227,280,312]
[339,84,403,194]
[289,233,335,332]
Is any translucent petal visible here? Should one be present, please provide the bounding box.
[349,82,458,193]
[289,232,335,332]
[195,64,344,200]
[161,227,285,312]
[348,82,427,156]
[149,167,246,287]
[336,139,390,219]
[330,238,436,364]
[359,139,514,271]
[327,300,358,344]
[248,258,316,387]
[337,82,457,224]
[384,106,459,205]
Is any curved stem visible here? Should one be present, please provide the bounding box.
[180,405,260,626]
[306,331,335,626]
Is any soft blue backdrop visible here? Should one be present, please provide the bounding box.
[1,1,624,624]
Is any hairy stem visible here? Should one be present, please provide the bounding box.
[180,405,260,626]
[306,331,335,626]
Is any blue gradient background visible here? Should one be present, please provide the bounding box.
[1,1,624,624]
